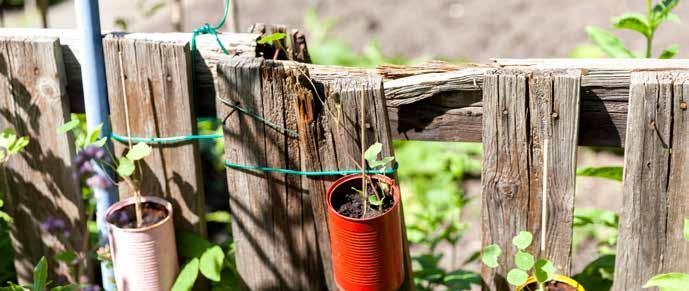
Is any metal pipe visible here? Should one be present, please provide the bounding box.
[74,1,117,290]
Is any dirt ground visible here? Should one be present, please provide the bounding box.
[21,0,689,62]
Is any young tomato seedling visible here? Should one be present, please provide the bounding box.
[482,231,557,290]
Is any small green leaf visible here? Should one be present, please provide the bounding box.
[205,211,232,224]
[643,272,689,291]
[8,136,29,154]
[1,283,27,291]
[612,13,651,37]
[364,143,383,163]
[512,231,533,250]
[369,156,395,169]
[172,258,200,291]
[117,157,135,177]
[57,118,80,134]
[481,244,501,268]
[651,0,680,27]
[92,137,108,148]
[659,44,679,59]
[576,166,623,181]
[0,210,12,224]
[200,246,225,282]
[126,142,152,161]
[507,269,529,286]
[586,26,635,58]
[515,251,535,271]
[256,32,287,44]
[86,124,103,145]
[176,231,213,259]
[683,218,689,242]
[368,194,382,206]
[54,250,77,264]
[32,257,48,291]
[534,259,556,284]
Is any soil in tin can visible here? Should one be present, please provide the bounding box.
[108,201,169,229]
[521,281,578,291]
[332,177,394,219]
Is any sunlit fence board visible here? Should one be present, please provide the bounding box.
[614,71,689,290]
[215,57,322,290]
[481,69,580,291]
[103,34,206,235]
[0,36,86,284]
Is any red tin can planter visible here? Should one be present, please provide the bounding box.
[326,174,404,291]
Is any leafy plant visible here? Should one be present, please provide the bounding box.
[482,231,558,290]
[59,115,152,227]
[172,232,241,291]
[0,257,77,291]
[586,0,681,58]
[642,219,689,291]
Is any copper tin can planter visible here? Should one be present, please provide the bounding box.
[105,196,178,291]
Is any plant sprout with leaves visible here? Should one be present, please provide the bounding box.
[587,0,681,58]
[59,115,152,227]
[347,142,396,218]
[482,231,557,290]
[0,128,29,225]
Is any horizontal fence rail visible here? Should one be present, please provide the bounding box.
[2,28,689,291]
[6,30,689,147]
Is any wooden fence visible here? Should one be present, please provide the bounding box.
[0,28,688,291]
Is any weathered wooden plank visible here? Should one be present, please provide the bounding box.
[613,71,687,290]
[0,29,259,114]
[481,70,531,291]
[103,35,206,235]
[526,70,580,274]
[296,68,415,290]
[215,57,322,290]
[481,69,581,290]
[0,36,86,284]
[663,72,689,274]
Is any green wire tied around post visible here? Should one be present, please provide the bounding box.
[108,0,397,177]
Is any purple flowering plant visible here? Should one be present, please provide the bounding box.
[58,114,152,228]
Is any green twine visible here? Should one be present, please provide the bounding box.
[224,161,397,176]
[111,132,222,144]
[109,0,389,177]
[189,0,298,138]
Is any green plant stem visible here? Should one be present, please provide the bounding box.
[646,0,653,58]
[646,35,653,58]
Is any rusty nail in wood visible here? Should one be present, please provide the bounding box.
[551,112,559,119]
[681,102,688,110]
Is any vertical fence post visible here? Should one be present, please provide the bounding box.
[102,34,207,236]
[0,36,87,285]
[74,0,117,289]
[481,69,580,291]
[614,71,689,290]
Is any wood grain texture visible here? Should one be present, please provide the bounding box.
[526,70,580,274]
[0,36,86,284]
[613,71,689,291]
[297,68,415,290]
[103,35,206,235]
[481,69,580,291]
[481,70,531,291]
[215,57,322,290]
[0,29,259,114]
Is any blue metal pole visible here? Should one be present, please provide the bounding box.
[74,1,117,290]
